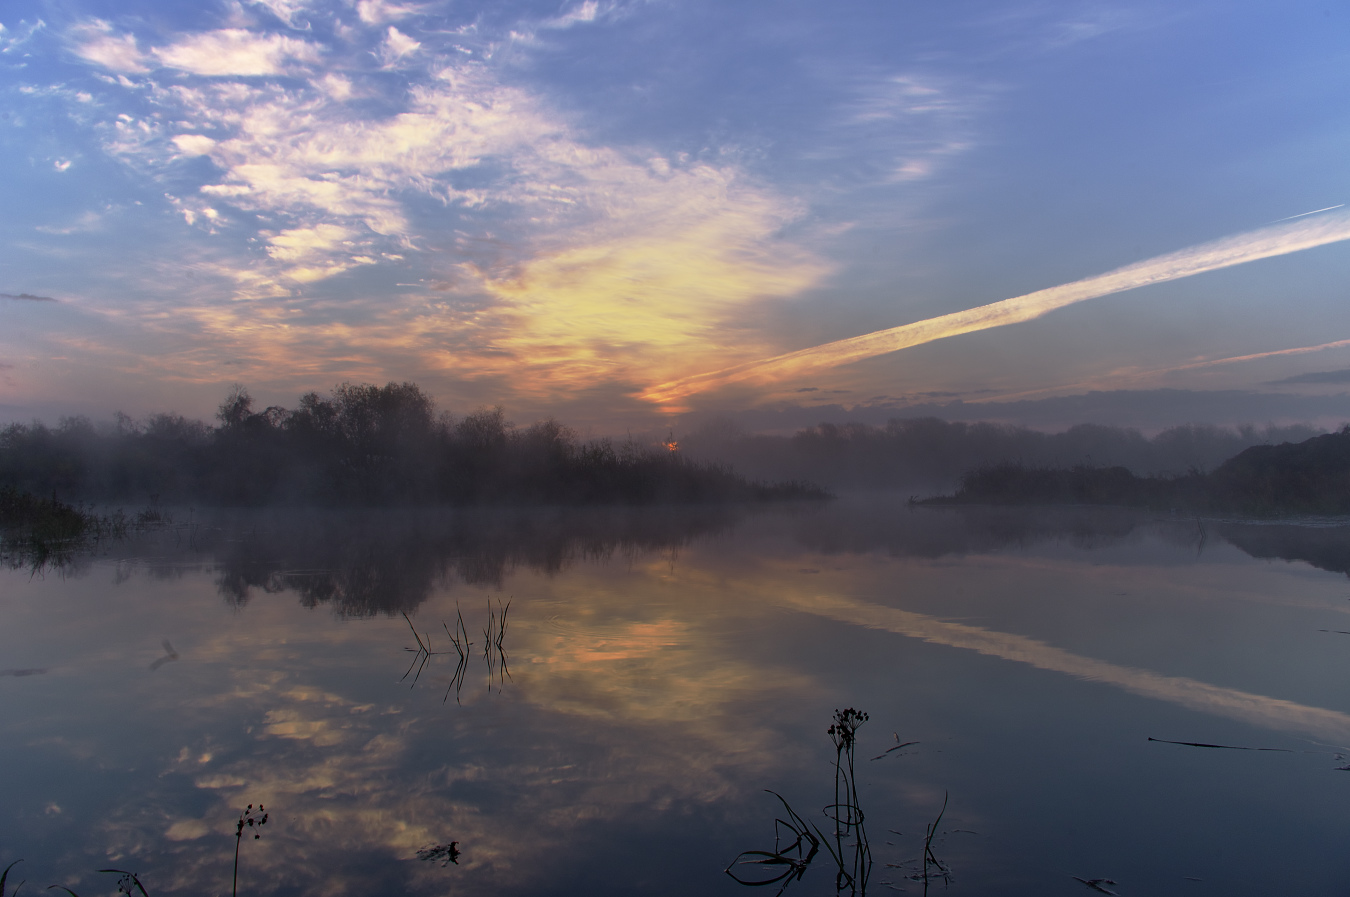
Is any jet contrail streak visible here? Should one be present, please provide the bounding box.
[638,209,1350,405]
[953,336,1350,405]
[1271,204,1345,223]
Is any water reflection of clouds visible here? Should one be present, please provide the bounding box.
[10,505,1350,895]
[80,556,805,895]
[658,533,1350,744]
[786,592,1350,746]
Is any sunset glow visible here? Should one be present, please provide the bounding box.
[2,0,1348,430]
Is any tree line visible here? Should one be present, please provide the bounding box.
[0,383,821,506]
[678,417,1326,491]
[926,426,1350,516]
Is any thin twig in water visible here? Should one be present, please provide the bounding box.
[1072,876,1119,895]
[148,640,178,671]
[1147,737,1291,752]
[401,612,441,687]
[921,791,950,896]
[870,733,918,761]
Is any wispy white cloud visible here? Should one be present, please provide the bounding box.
[543,1,602,29]
[249,0,315,28]
[56,6,828,398]
[0,18,46,56]
[836,72,984,185]
[313,71,352,100]
[172,133,217,156]
[70,20,148,73]
[35,209,104,234]
[377,25,420,66]
[355,0,423,26]
[153,29,322,76]
[165,193,223,229]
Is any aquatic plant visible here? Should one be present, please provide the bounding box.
[483,598,511,691]
[233,803,267,897]
[919,793,950,894]
[6,803,271,897]
[98,869,150,897]
[726,708,874,895]
[401,602,510,704]
[41,867,151,897]
[824,708,871,894]
[0,486,168,572]
[724,793,820,893]
[1,860,22,897]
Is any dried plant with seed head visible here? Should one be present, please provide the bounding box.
[233,803,268,897]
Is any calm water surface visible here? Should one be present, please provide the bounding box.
[3,500,1350,896]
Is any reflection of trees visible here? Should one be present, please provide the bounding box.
[204,501,1350,618]
[785,503,1172,559]
[206,506,741,616]
[789,503,1350,582]
[1215,522,1350,578]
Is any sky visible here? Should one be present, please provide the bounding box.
[3,0,1350,432]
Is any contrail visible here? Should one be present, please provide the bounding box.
[958,336,1350,405]
[1270,203,1344,223]
[638,208,1350,405]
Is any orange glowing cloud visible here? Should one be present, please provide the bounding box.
[473,164,831,393]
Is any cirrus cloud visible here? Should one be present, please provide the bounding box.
[152,29,322,76]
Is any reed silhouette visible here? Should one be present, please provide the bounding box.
[824,708,871,894]
[401,602,509,703]
[233,803,267,897]
[1,860,20,897]
[726,708,874,895]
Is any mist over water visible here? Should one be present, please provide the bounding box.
[4,501,1350,896]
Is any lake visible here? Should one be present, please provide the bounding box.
[3,499,1350,896]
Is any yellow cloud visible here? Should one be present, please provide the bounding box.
[476,165,830,391]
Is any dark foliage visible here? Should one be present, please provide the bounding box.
[0,486,142,569]
[1207,428,1350,515]
[0,383,826,507]
[925,427,1350,517]
[680,417,1323,491]
[0,486,89,542]
[937,463,1204,508]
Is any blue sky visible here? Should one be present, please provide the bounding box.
[3,0,1350,430]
